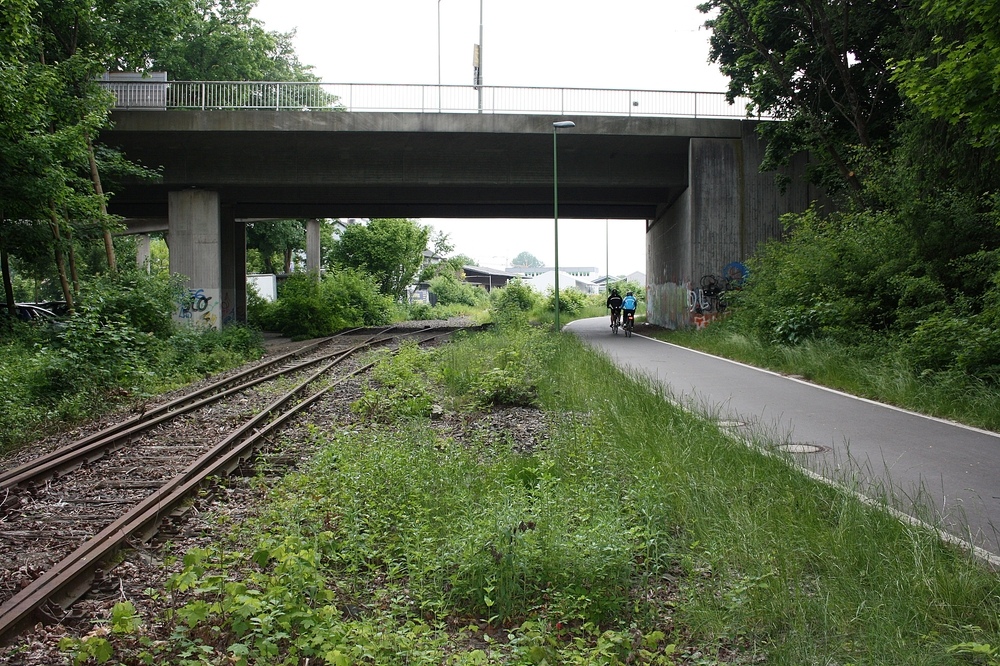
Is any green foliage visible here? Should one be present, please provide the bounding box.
[699,0,904,190]
[82,328,1000,665]
[724,205,933,344]
[0,315,263,454]
[892,0,1000,149]
[352,342,436,421]
[149,0,319,83]
[437,325,554,409]
[544,287,588,315]
[159,324,264,380]
[36,310,155,401]
[510,250,543,268]
[330,218,430,300]
[264,270,392,338]
[76,268,180,339]
[245,282,273,330]
[245,220,305,275]
[428,273,488,307]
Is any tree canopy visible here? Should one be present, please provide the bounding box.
[891,0,1000,149]
[0,0,321,313]
[150,0,317,81]
[330,219,430,301]
[511,251,543,268]
[699,0,905,192]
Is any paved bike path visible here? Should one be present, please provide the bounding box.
[566,316,1000,559]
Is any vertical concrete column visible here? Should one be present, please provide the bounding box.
[135,233,151,273]
[233,219,247,323]
[306,218,321,278]
[168,190,223,328]
[220,206,247,324]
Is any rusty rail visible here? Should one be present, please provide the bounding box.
[0,327,454,641]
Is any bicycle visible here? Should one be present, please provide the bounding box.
[610,308,621,335]
[623,310,635,337]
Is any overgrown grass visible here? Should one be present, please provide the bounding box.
[654,325,1000,432]
[70,324,1000,665]
[0,320,264,455]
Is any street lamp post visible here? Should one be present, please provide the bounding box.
[437,0,441,111]
[552,120,575,331]
[477,0,484,113]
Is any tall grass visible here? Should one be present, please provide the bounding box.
[91,326,1000,665]
[0,321,264,455]
[658,326,1000,432]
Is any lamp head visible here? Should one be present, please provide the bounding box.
[553,121,576,129]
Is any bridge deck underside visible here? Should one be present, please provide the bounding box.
[101,112,734,220]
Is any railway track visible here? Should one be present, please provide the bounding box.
[0,324,462,642]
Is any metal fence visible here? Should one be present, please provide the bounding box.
[99,80,758,119]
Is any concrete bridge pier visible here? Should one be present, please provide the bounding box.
[168,190,245,328]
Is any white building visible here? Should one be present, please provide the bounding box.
[524,270,600,295]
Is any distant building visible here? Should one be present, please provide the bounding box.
[461,265,519,291]
[525,270,600,295]
[595,272,647,292]
[507,265,599,280]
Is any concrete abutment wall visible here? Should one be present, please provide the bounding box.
[646,121,821,329]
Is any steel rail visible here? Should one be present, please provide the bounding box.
[0,327,392,491]
[0,327,455,641]
[0,332,337,487]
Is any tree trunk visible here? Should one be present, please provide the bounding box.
[66,228,80,296]
[86,133,117,273]
[1,210,14,313]
[48,204,74,312]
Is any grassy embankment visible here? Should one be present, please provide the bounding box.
[0,322,265,456]
[66,324,1000,665]
[650,324,1000,433]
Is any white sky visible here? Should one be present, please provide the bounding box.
[251,0,728,274]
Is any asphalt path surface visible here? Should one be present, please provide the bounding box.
[567,316,1000,560]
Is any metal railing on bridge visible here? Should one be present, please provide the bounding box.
[98,80,758,119]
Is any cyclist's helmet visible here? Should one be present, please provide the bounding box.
[611,289,620,296]
[626,291,634,296]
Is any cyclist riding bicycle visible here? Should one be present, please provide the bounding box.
[621,291,638,330]
[606,288,623,328]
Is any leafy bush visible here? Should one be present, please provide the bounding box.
[490,279,536,312]
[266,274,336,338]
[323,267,393,326]
[544,287,588,315]
[407,302,434,320]
[265,270,393,337]
[724,206,914,344]
[159,324,264,380]
[76,268,180,339]
[34,310,154,401]
[428,273,488,307]
[489,279,537,328]
[245,283,274,330]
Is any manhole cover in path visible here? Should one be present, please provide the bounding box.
[777,443,828,454]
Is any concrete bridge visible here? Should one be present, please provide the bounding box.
[99,81,821,328]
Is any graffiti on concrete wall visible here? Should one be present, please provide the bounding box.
[176,287,220,327]
[648,261,748,330]
[686,261,748,329]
